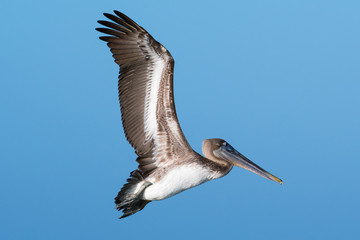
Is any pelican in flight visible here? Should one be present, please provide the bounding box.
[96,11,282,219]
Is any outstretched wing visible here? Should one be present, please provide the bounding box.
[97,11,192,175]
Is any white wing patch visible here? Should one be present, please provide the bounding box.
[143,57,165,142]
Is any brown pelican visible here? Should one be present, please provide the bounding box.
[96,11,283,219]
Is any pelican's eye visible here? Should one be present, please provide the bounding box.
[222,142,235,153]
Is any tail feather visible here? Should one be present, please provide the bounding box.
[118,199,151,219]
[115,170,152,218]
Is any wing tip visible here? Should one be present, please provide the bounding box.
[103,12,113,18]
[113,10,127,20]
[95,27,107,34]
[98,36,107,42]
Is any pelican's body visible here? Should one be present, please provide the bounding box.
[97,11,282,218]
[142,152,231,201]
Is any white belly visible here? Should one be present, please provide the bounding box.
[142,165,219,201]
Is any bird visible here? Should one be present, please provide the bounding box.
[96,10,283,219]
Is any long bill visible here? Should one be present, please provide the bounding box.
[214,144,283,184]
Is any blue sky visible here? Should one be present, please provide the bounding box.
[1,0,360,239]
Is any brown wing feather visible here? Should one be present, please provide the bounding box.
[97,11,193,175]
[97,11,156,156]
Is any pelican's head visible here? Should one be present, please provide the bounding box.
[203,138,283,184]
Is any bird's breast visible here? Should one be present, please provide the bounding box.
[142,164,223,201]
